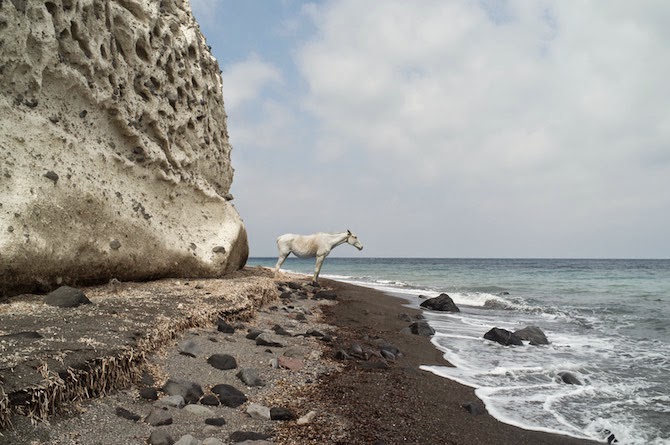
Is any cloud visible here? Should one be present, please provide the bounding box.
[211,0,670,257]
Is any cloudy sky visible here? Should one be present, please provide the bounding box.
[190,0,669,258]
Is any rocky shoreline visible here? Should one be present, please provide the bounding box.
[1,268,603,444]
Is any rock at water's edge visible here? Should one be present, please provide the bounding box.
[483,328,524,346]
[514,326,549,345]
[419,293,460,312]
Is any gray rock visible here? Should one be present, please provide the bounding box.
[236,368,264,387]
[148,429,174,445]
[419,293,460,312]
[246,328,263,340]
[174,435,200,445]
[297,410,317,425]
[184,404,215,417]
[255,332,285,347]
[514,326,549,345]
[246,402,271,420]
[202,439,224,445]
[409,320,435,336]
[229,432,272,443]
[271,324,292,336]
[207,354,237,370]
[43,286,92,308]
[161,379,203,404]
[156,395,185,408]
[178,339,200,357]
[145,408,173,426]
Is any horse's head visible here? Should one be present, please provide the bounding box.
[346,230,363,251]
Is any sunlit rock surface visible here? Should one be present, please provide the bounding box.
[0,0,248,297]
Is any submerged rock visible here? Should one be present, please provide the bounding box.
[557,371,583,385]
[483,328,524,346]
[514,326,549,345]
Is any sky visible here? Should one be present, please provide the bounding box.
[189,0,670,259]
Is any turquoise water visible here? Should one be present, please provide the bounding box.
[249,257,670,444]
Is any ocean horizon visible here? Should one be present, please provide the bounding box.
[248,256,670,445]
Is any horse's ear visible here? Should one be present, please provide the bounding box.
[347,229,352,235]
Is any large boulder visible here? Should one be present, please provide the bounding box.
[483,327,524,346]
[514,326,549,345]
[0,0,247,298]
[419,293,460,312]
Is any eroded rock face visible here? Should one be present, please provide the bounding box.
[0,0,248,297]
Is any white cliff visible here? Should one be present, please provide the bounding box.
[0,0,248,297]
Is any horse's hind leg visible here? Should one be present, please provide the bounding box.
[313,254,326,284]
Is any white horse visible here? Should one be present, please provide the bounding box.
[274,230,363,283]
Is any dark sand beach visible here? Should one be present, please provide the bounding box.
[0,269,601,445]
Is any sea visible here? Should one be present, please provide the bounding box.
[248,257,670,444]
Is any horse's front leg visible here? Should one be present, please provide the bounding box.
[313,254,327,284]
[274,252,289,278]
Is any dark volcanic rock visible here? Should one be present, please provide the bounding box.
[419,293,460,312]
[255,332,285,347]
[0,331,43,340]
[217,318,235,334]
[205,417,227,426]
[462,401,486,415]
[43,286,92,307]
[271,324,292,336]
[514,326,549,345]
[139,387,159,401]
[246,328,263,340]
[115,406,141,421]
[211,384,247,407]
[207,354,238,370]
[409,320,435,336]
[483,327,524,346]
[270,406,297,421]
[314,290,337,300]
[200,394,220,406]
[229,431,272,442]
[161,379,203,404]
[558,371,583,385]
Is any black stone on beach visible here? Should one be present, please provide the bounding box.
[419,293,460,312]
[484,327,524,346]
[43,286,92,308]
[211,384,247,407]
[207,354,238,370]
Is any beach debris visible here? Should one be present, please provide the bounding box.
[148,429,174,445]
[270,406,297,421]
[557,371,583,385]
[483,328,524,346]
[419,293,460,312]
[409,320,435,336]
[207,354,238,370]
[236,368,265,387]
[43,286,92,308]
[211,384,247,407]
[297,410,318,425]
[145,407,173,426]
[514,326,549,345]
[247,402,271,420]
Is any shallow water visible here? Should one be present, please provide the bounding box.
[250,257,670,444]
